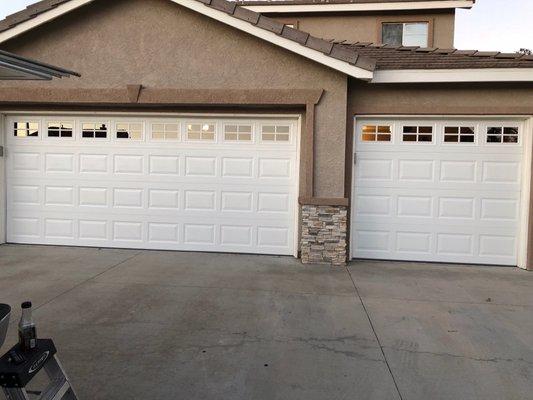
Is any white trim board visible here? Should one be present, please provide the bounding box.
[372,68,533,83]
[0,0,95,44]
[170,0,373,80]
[244,1,474,13]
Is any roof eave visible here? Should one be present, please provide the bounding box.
[242,1,475,14]
[371,67,533,83]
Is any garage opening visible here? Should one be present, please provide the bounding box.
[4,114,300,256]
[351,118,528,266]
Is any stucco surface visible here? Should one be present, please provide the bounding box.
[272,11,455,48]
[349,80,533,115]
[0,0,348,197]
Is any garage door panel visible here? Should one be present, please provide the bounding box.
[352,118,525,266]
[6,115,298,256]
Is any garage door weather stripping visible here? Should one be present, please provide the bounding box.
[4,115,300,256]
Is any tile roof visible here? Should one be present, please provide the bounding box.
[235,0,472,4]
[0,0,530,75]
[336,42,533,70]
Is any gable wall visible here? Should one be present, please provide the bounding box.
[0,0,349,198]
[270,10,455,48]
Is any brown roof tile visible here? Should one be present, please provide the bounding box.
[0,0,530,75]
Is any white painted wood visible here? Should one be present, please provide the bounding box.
[4,114,299,256]
[351,117,528,266]
[517,117,533,269]
[0,0,95,44]
[372,68,533,83]
[244,1,474,13]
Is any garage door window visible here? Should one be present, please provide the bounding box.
[47,122,73,138]
[151,123,180,140]
[224,124,253,142]
[444,126,475,143]
[116,122,143,140]
[261,125,290,142]
[487,126,519,144]
[402,126,433,143]
[82,123,108,139]
[187,123,215,141]
[14,121,39,137]
[362,125,392,142]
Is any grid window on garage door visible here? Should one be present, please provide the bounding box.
[5,115,299,256]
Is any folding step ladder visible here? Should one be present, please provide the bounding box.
[0,305,78,400]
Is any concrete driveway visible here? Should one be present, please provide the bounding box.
[0,244,532,400]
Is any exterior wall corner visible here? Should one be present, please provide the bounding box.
[300,204,348,266]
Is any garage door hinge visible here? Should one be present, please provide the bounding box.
[0,146,3,157]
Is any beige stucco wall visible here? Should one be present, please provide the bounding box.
[0,0,349,198]
[349,80,533,115]
[271,10,455,48]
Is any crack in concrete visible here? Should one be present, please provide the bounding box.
[384,346,533,366]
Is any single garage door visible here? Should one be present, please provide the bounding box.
[351,118,526,266]
[5,114,299,255]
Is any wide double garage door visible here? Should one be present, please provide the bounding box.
[352,118,528,266]
[5,115,299,255]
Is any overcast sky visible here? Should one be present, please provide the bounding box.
[1,0,532,52]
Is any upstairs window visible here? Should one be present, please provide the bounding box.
[187,123,215,141]
[14,121,39,137]
[361,125,392,142]
[47,121,73,138]
[382,22,429,47]
[487,126,519,144]
[82,122,108,139]
[402,126,433,143]
[444,126,475,143]
[116,122,143,140]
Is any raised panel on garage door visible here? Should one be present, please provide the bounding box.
[5,115,299,256]
[351,118,526,266]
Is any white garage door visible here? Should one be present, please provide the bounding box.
[5,114,299,255]
[352,118,527,266]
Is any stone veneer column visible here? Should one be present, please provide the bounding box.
[301,204,348,266]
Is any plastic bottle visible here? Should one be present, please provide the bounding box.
[18,301,37,351]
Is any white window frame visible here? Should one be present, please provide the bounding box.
[442,124,477,145]
[485,125,521,145]
[223,123,254,143]
[114,121,145,142]
[44,119,75,141]
[149,121,181,142]
[185,122,217,142]
[13,120,40,139]
[360,123,394,144]
[382,21,429,47]
[260,124,292,144]
[80,121,110,141]
[400,124,435,144]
